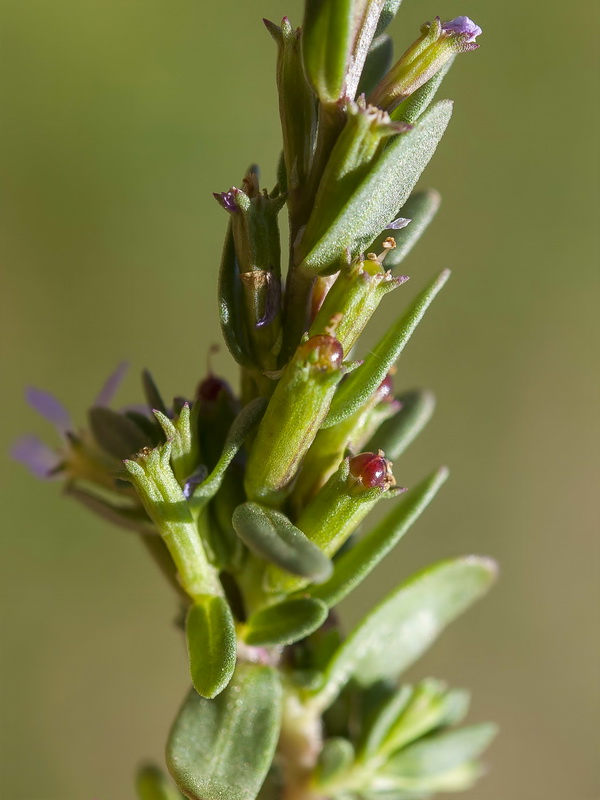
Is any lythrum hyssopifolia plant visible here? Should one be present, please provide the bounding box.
[14,2,497,798]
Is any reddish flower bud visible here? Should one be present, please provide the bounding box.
[349,451,395,489]
[196,374,230,404]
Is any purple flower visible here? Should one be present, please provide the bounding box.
[12,362,129,479]
[442,16,482,43]
[213,190,240,213]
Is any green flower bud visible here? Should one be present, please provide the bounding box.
[291,374,398,509]
[214,169,286,371]
[297,101,410,274]
[310,246,408,352]
[266,453,401,593]
[244,334,347,505]
[369,17,481,113]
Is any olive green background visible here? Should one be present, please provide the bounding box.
[1,0,598,798]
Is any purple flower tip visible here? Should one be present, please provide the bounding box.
[442,16,482,43]
[213,190,239,213]
[25,387,72,435]
[11,435,62,479]
[387,217,412,231]
[93,361,129,408]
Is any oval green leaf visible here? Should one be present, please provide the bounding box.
[244,596,329,646]
[167,664,282,800]
[232,502,333,582]
[186,595,237,699]
[313,556,497,710]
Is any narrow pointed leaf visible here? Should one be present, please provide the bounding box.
[167,664,282,800]
[299,101,453,274]
[360,685,414,759]
[309,467,448,607]
[375,0,404,36]
[89,406,150,459]
[186,595,237,699]
[142,369,167,415]
[374,189,442,269]
[324,270,449,428]
[313,557,497,709]
[233,502,333,582]
[364,389,436,460]
[136,764,184,800]
[385,723,498,779]
[244,596,329,646]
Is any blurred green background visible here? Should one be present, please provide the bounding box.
[1,0,598,797]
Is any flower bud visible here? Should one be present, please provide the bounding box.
[310,250,408,353]
[290,373,399,509]
[369,16,482,113]
[266,453,401,594]
[214,169,286,371]
[244,334,346,505]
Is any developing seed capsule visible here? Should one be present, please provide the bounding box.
[266,453,402,594]
[349,451,393,488]
[244,334,346,506]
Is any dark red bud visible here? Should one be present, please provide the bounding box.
[349,452,394,489]
[297,335,343,371]
[196,374,230,404]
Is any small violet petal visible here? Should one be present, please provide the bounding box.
[25,387,72,435]
[213,190,240,213]
[183,465,209,499]
[387,217,412,230]
[11,435,62,479]
[93,361,129,408]
[442,16,482,43]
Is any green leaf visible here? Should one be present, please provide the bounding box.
[303,0,354,103]
[309,468,449,608]
[375,0,404,36]
[142,369,167,415]
[315,737,355,784]
[373,190,441,269]
[136,764,184,800]
[191,398,267,505]
[186,595,237,699]
[364,389,436,461]
[385,724,497,779]
[357,34,394,98]
[312,557,497,709]
[359,684,413,759]
[324,270,449,427]
[167,664,282,800]
[218,222,254,369]
[299,101,453,274]
[88,406,150,459]
[232,502,333,582]
[244,596,329,646]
